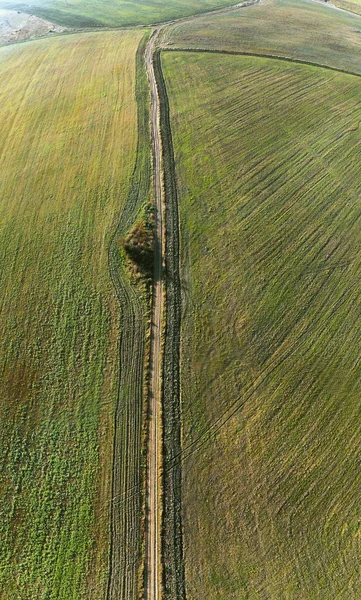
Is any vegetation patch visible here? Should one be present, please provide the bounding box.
[123,204,155,282]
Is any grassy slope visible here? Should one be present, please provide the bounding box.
[163,50,361,599]
[1,0,238,28]
[0,30,142,599]
[163,0,361,74]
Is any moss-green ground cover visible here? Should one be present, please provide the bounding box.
[0,30,142,599]
[163,50,361,599]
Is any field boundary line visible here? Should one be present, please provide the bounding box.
[162,47,361,79]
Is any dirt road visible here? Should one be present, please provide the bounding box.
[145,29,164,600]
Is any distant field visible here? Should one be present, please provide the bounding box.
[163,50,361,598]
[0,30,143,598]
[163,0,361,75]
[0,0,238,28]
[333,0,361,17]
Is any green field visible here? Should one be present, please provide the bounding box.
[0,30,145,599]
[0,0,239,28]
[163,0,361,75]
[162,50,361,598]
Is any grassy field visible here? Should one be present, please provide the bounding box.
[0,0,239,28]
[0,29,145,599]
[162,0,361,75]
[162,50,361,598]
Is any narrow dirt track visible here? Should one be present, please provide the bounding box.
[145,29,164,600]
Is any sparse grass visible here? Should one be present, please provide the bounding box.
[0,30,143,599]
[162,0,361,75]
[1,0,240,28]
[163,50,361,598]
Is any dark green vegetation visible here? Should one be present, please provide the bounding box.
[162,0,361,75]
[106,32,152,600]
[0,30,144,599]
[153,50,186,600]
[162,50,361,598]
[0,0,239,28]
[123,205,155,280]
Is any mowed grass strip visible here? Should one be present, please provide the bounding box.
[163,51,361,598]
[162,0,361,75]
[0,30,142,599]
